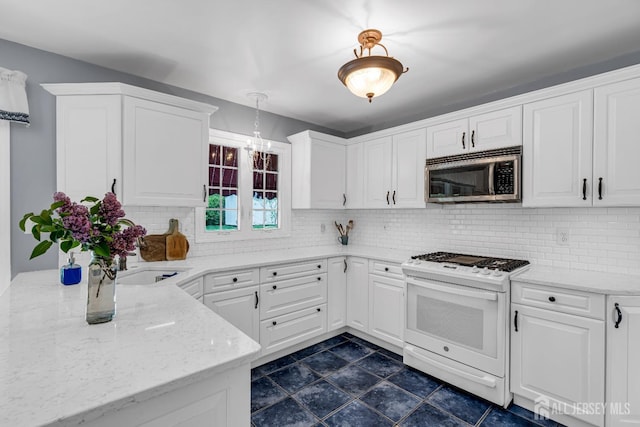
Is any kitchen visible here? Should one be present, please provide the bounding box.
[2,1,640,426]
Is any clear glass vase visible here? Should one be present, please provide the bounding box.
[86,252,117,324]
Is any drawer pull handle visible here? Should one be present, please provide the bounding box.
[615,303,622,328]
[461,131,466,149]
[386,191,390,205]
[272,321,277,326]
[272,285,277,290]
[273,272,277,276]
[598,177,603,200]
[385,267,389,272]
[111,178,117,194]
[582,178,587,200]
[514,310,519,332]
[254,291,259,309]
[232,277,238,283]
[343,259,348,273]
[317,308,321,312]
[548,296,556,302]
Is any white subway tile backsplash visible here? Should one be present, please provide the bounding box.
[124,204,640,276]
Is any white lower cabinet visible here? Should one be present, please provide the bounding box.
[606,296,640,427]
[203,286,260,343]
[368,273,404,347]
[346,257,369,332]
[260,305,327,354]
[259,273,327,319]
[511,282,605,427]
[327,256,348,331]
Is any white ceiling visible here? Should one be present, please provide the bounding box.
[2,0,640,134]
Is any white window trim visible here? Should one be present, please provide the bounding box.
[1,121,11,294]
[195,128,291,243]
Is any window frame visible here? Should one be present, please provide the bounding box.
[195,128,291,243]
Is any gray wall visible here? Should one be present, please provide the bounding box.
[2,39,338,277]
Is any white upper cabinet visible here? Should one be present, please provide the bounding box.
[363,128,426,208]
[593,77,640,206]
[426,106,522,158]
[288,130,347,209]
[345,142,364,209]
[43,82,217,206]
[522,90,594,207]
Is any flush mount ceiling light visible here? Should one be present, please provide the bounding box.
[337,29,408,103]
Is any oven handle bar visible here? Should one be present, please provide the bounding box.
[405,344,497,388]
[406,277,498,301]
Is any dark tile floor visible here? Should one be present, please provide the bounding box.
[251,333,565,427]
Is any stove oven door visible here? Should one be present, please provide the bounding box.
[405,276,506,377]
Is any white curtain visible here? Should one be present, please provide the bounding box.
[0,67,29,124]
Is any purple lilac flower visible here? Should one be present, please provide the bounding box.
[53,192,72,214]
[100,192,125,226]
[110,224,146,258]
[61,203,93,243]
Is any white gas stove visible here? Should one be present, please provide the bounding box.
[402,251,530,407]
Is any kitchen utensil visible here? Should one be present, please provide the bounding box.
[345,220,354,236]
[139,220,176,262]
[334,221,344,236]
[166,219,189,260]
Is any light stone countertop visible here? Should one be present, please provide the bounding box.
[511,265,640,295]
[0,245,411,427]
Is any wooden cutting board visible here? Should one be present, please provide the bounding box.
[166,220,189,261]
[139,219,188,262]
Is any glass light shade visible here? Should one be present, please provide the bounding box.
[338,55,404,100]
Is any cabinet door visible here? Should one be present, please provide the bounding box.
[345,142,364,208]
[606,296,640,427]
[469,106,522,152]
[426,118,468,158]
[309,140,346,208]
[368,274,404,347]
[392,129,427,208]
[363,136,393,208]
[327,257,347,331]
[346,257,369,332]
[522,90,593,207]
[594,77,640,206]
[203,286,260,343]
[511,303,604,427]
[55,95,122,201]
[122,97,208,206]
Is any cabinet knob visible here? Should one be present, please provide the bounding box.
[272,321,277,326]
[232,277,238,283]
[317,264,321,269]
[385,267,389,272]
[273,271,277,276]
[272,285,277,290]
[317,277,321,281]
[317,308,321,312]
[548,296,556,302]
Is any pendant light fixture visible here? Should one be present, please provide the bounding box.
[244,92,271,169]
[337,29,408,103]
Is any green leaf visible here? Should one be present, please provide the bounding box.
[89,203,100,216]
[39,209,53,226]
[50,201,64,210]
[82,196,99,203]
[30,216,45,225]
[19,213,33,232]
[93,243,110,258]
[60,240,74,253]
[32,226,41,241]
[30,240,53,259]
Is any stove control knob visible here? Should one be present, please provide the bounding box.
[471,266,479,273]
[492,269,503,277]
[481,267,490,275]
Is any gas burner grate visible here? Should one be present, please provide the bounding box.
[411,251,529,272]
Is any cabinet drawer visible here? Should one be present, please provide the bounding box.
[178,276,203,299]
[260,274,327,319]
[512,281,605,320]
[204,268,260,293]
[260,259,327,282]
[260,304,327,355]
[369,260,404,279]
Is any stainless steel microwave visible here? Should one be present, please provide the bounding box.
[425,146,521,203]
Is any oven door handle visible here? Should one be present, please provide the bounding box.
[406,277,498,301]
[405,344,497,388]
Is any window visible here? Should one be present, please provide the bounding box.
[196,129,291,242]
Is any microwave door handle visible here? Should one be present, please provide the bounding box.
[488,163,495,195]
